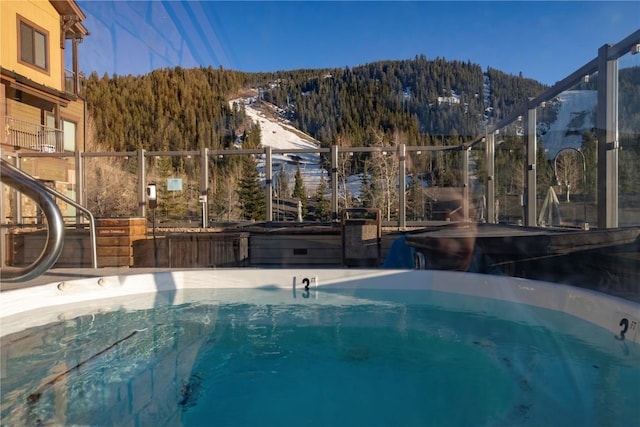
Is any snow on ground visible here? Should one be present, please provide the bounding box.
[227,88,597,202]
[231,97,328,195]
[230,97,428,199]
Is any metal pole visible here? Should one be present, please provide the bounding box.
[265,146,273,221]
[153,208,157,268]
[0,148,6,268]
[15,154,22,223]
[596,43,619,229]
[200,146,208,227]
[75,149,83,224]
[582,156,588,229]
[331,145,339,221]
[525,104,537,227]
[398,143,406,229]
[462,146,470,221]
[138,148,146,218]
[486,133,496,223]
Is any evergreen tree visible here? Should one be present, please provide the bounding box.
[314,170,331,221]
[276,164,289,198]
[292,163,307,217]
[237,158,265,220]
[406,176,426,220]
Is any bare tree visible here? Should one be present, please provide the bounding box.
[335,134,355,210]
[84,121,138,217]
[554,150,582,202]
[361,130,399,221]
[211,161,243,221]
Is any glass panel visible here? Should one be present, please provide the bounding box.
[361,149,399,222]
[209,153,242,223]
[20,22,33,64]
[470,141,487,223]
[84,154,139,218]
[267,149,327,222]
[618,51,640,227]
[34,30,46,69]
[62,120,76,151]
[147,154,202,225]
[406,150,433,222]
[58,157,77,221]
[536,73,597,228]
[494,121,525,225]
[337,149,358,211]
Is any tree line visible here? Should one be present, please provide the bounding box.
[80,60,639,223]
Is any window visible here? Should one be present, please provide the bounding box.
[62,119,76,151]
[19,19,48,71]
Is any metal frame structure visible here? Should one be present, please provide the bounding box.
[2,31,639,266]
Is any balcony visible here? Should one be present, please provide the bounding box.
[64,68,81,95]
[3,116,63,152]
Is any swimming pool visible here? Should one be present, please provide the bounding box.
[1,269,639,426]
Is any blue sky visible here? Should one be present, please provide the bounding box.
[77,1,639,85]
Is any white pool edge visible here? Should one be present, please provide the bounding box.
[1,269,639,343]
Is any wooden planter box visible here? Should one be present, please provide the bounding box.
[96,218,147,267]
[6,229,93,267]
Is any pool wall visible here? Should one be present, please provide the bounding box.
[2,269,639,344]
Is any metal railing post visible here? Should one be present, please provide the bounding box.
[331,145,339,221]
[525,103,537,227]
[200,146,209,227]
[597,43,619,229]
[14,154,22,224]
[265,146,273,221]
[138,148,146,218]
[398,143,406,229]
[486,133,496,223]
[462,146,470,221]
[75,149,83,224]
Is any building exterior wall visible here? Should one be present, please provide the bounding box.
[1,0,88,229]
[7,99,41,124]
[0,0,64,91]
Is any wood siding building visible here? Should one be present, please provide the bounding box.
[1,0,88,223]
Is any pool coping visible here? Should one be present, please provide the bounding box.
[1,268,639,345]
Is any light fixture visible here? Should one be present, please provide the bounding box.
[631,44,640,55]
[583,75,590,83]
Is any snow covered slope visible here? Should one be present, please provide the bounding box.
[231,97,325,193]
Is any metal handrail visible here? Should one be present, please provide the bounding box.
[1,158,65,282]
[40,182,99,269]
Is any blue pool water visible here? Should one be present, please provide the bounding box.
[1,288,639,426]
